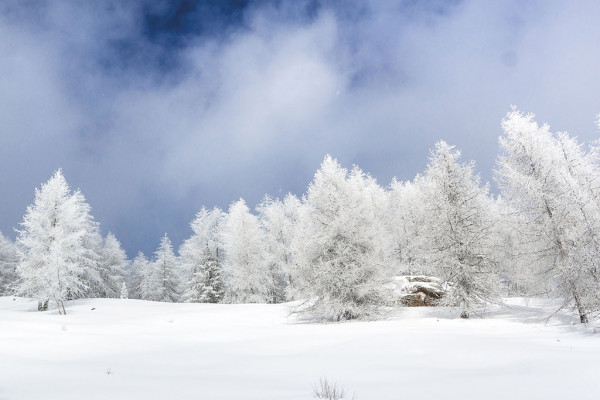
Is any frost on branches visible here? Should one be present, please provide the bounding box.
[136,236,179,302]
[131,251,150,300]
[180,207,225,303]
[0,231,19,295]
[222,199,273,303]
[150,234,180,303]
[257,194,299,303]
[120,281,128,299]
[15,170,102,314]
[388,179,424,276]
[294,155,389,321]
[98,232,128,298]
[419,141,500,318]
[496,109,600,323]
[5,108,600,324]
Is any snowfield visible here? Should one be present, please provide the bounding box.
[1,297,599,400]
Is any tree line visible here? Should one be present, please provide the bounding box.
[1,109,599,321]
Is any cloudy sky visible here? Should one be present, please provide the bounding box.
[1,0,600,256]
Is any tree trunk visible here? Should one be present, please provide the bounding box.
[56,299,67,315]
[573,291,588,323]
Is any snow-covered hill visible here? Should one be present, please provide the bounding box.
[0,297,598,400]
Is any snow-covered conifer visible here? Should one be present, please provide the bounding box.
[388,179,426,275]
[0,232,19,295]
[294,156,388,320]
[78,223,104,298]
[257,195,298,303]
[98,232,128,298]
[120,281,128,299]
[419,141,500,318]
[222,199,272,303]
[132,251,151,300]
[180,207,225,303]
[280,193,302,299]
[15,169,102,314]
[496,109,600,322]
[151,234,180,302]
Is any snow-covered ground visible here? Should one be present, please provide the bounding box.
[0,297,598,400]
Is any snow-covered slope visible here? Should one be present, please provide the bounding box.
[0,297,598,400]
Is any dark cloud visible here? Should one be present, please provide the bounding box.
[1,0,600,256]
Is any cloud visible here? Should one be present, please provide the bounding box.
[1,0,600,255]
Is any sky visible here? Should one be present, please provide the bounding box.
[1,0,600,257]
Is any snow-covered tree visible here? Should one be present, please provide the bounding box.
[222,199,272,303]
[388,179,427,275]
[0,232,19,295]
[553,132,600,316]
[98,232,128,298]
[120,281,128,299]
[131,251,151,300]
[294,156,389,320]
[150,234,180,302]
[355,165,394,271]
[489,195,523,295]
[496,109,600,322]
[180,207,225,303]
[15,169,102,314]
[78,224,104,298]
[279,193,303,300]
[419,141,500,318]
[257,195,299,303]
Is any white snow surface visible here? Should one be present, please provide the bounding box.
[1,297,599,400]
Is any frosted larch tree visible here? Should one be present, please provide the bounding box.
[257,195,297,303]
[554,132,600,317]
[131,251,150,300]
[98,232,128,298]
[420,141,500,318]
[180,207,225,303]
[294,156,388,320]
[0,232,19,295]
[388,179,427,275]
[278,193,303,300]
[222,199,272,303]
[152,234,180,302]
[15,169,102,314]
[120,281,128,299]
[495,109,600,323]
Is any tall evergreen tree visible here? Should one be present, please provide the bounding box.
[98,232,128,298]
[280,193,302,299]
[420,141,500,318]
[257,195,297,303]
[15,170,102,314]
[0,231,19,295]
[496,109,600,322]
[131,251,151,300]
[294,156,388,320]
[151,234,180,303]
[180,207,225,303]
[388,179,427,275]
[120,281,128,299]
[222,199,272,303]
